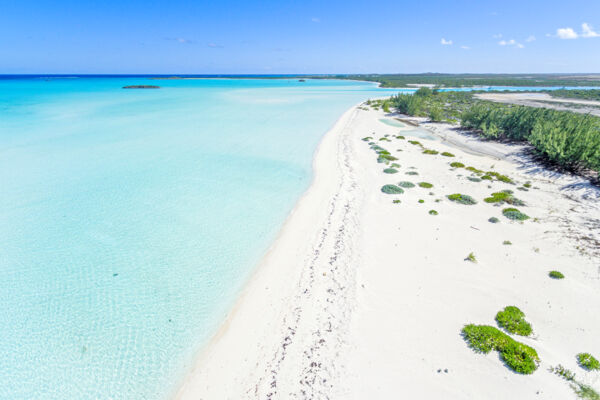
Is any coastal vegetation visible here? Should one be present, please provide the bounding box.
[447,193,477,205]
[428,209,438,215]
[548,89,600,102]
[389,90,600,176]
[502,208,529,221]
[549,270,565,279]
[577,353,600,371]
[550,365,600,399]
[495,306,532,336]
[465,252,477,263]
[484,190,525,206]
[314,73,600,88]
[383,168,398,174]
[398,181,415,188]
[418,182,433,188]
[441,152,455,157]
[450,162,465,168]
[462,324,540,374]
[381,184,404,194]
[488,217,500,223]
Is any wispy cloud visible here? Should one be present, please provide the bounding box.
[441,38,453,45]
[311,17,320,23]
[526,35,536,42]
[207,43,224,48]
[553,23,600,39]
[461,45,471,50]
[498,39,524,48]
[165,37,195,44]
[582,23,600,38]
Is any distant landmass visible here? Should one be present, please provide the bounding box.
[122,85,160,89]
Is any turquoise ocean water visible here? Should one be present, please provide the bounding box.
[0,77,407,400]
[0,77,587,399]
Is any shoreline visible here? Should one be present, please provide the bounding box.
[173,103,365,399]
[173,101,600,399]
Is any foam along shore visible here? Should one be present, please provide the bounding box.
[174,102,600,399]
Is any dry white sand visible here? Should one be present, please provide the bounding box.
[174,104,600,399]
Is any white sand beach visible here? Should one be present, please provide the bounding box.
[175,103,600,399]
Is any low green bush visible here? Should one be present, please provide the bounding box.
[396,135,406,140]
[408,140,422,146]
[577,353,600,371]
[484,191,525,206]
[503,208,530,221]
[467,177,482,182]
[466,252,477,263]
[447,193,477,205]
[451,162,465,168]
[503,240,512,245]
[429,209,438,215]
[381,184,404,194]
[495,306,532,336]
[406,171,419,175]
[383,168,398,174]
[466,166,483,174]
[391,163,400,168]
[393,199,401,204]
[398,181,416,188]
[462,324,539,374]
[418,182,433,188]
[361,136,373,141]
[549,270,565,279]
[418,199,425,203]
[441,152,455,157]
[488,217,500,223]
[423,149,439,155]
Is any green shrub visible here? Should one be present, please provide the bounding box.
[577,353,600,371]
[462,324,539,374]
[503,240,512,245]
[391,163,400,168]
[488,217,500,223]
[383,168,398,174]
[481,175,493,180]
[441,152,455,157]
[551,364,600,400]
[408,140,422,146]
[377,154,398,163]
[549,270,565,279]
[466,166,483,174]
[406,171,419,175]
[429,106,444,122]
[429,209,438,215]
[447,193,477,205]
[451,162,465,168]
[361,136,373,141]
[381,185,404,194]
[396,135,406,140]
[467,177,482,182]
[484,191,525,206]
[418,199,425,203]
[466,252,477,263]
[495,306,532,336]
[423,149,439,155]
[393,199,401,204]
[418,182,433,188]
[398,181,416,188]
[503,208,530,221]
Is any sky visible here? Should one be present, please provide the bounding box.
[1,0,599,74]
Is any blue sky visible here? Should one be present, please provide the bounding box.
[1,0,599,74]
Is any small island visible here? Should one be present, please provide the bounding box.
[122,85,160,89]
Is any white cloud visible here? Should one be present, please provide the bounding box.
[441,38,453,45]
[556,27,579,39]
[526,35,536,42]
[498,39,524,48]
[311,17,320,23]
[461,45,471,50]
[582,23,600,38]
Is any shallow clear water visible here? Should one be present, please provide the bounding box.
[0,77,403,400]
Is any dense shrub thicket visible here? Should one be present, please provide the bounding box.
[390,90,600,175]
